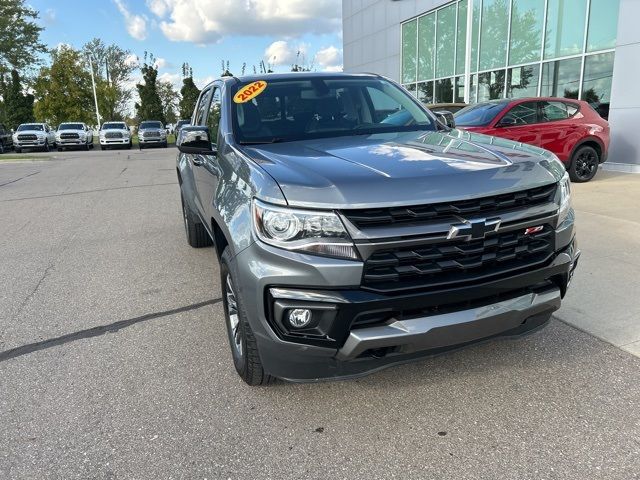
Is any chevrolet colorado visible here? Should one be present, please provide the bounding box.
[176,73,579,385]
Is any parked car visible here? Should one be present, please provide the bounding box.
[99,121,132,150]
[454,98,610,182]
[56,122,94,151]
[177,72,579,385]
[0,123,13,153]
[13,123,57,153]
[175,119,190,135]
[427,102,467,115]
[138,120,168,149]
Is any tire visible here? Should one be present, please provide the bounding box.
[163,141,168,148]
[0,142,4,154]
[101,145,108,151]
[127,140,132,150]
[84,142,90,151]
[139,143,144,150]
[180,191,212,248]
[42,140,50,152]
[569,145,599,183]
[15,148,22,154]
[220,247,274,386]
[57,147,63,152]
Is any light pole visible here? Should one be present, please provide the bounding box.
[87,53,101,127]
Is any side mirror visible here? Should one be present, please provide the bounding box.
[434,110,456,129]
[177,126,216,155]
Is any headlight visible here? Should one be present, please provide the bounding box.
[252,199,359,260]
[558,172,572,224]
[37,134,45,139]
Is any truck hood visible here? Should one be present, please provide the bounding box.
[242,129,565,209]
[16,130,47,135]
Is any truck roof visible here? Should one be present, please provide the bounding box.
[217,71,382,87]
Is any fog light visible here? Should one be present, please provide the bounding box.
[288,309,312,328]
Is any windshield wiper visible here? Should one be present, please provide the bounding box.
[239,138,285,145]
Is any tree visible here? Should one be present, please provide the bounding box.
[1,69,34,128]
[83,38,136,120]
[157,80,179,124]
[33,45,94,125]
[178,63,200,120]
[135,53,164,122]
[0,0,46,74]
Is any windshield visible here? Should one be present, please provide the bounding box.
[101,123,127,130]
[18,124,44,131]
[58,123,84,130]
[454,102,509,127]
[140,121,163,129]
[232,77,436,144]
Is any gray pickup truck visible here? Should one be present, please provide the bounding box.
[176,73,579,385]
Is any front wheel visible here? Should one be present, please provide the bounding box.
[15,148,22,154]
[569,145,599,182]
[42,140,50,152]
[127,140,132,150]
[220,248,274,386]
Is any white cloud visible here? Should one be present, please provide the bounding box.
[264,41,308,66]
[114,0,148,41]
[146,0,170,17]
[148,0,341,44]
[154,57,169,69]
[43,8,56,25]
[314,46,342,71]
[124,53,139,67]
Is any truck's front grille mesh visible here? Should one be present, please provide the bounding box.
[17,134,37,141]
[105,132,123,139]
[343,184,557,229]
[362,225,555,293]
[60,133,79,139]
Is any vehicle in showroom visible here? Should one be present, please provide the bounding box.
[56,122,94,151]
[177,73,579,385]
[454,98,610,182]
[0,123,13,153]
[138,120,168,149]
[99,121,132,150]
[13,123,57,153]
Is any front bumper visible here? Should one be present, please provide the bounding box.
[100,138,130,145]
[139,137,166,144]
[233,228,580,381]
[15,140,46,148]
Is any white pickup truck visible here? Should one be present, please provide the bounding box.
[56,122,94,151]
[13,123,57,153]
[99,121,132,150]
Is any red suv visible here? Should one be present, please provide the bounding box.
[454,97,610,182]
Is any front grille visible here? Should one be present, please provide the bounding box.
[343,184,557,229]
[17,134,37,141]
[105,132,123,139]
[60,133,79,139]
[362,225,555,293]
[141,130,160,138]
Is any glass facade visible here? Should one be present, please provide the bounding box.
[401,0,619,109]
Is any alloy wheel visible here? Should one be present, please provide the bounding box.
[575,150,597,180]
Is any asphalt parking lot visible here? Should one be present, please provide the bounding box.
[1,148,639,479]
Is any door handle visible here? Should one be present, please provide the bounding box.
[192,155,204,166]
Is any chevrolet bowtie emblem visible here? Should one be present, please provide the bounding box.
[447,217,502,240]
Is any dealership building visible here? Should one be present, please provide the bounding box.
[342,0,640,172]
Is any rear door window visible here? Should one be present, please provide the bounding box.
[540,101,569,122]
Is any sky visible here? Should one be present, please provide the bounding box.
[29,0,344,91]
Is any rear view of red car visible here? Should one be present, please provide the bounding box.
[454,98,610,182]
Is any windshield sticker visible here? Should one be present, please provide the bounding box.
[233,80,267,103]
